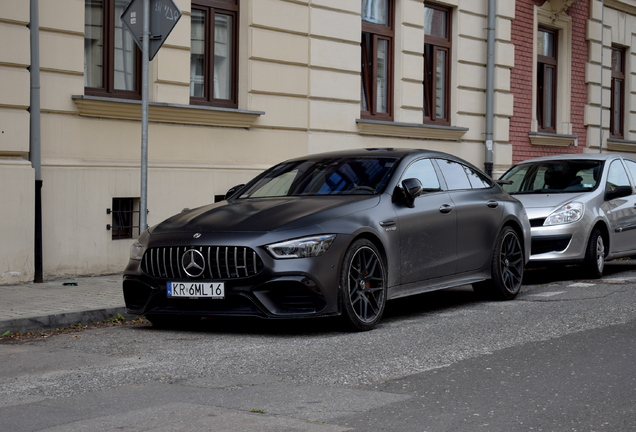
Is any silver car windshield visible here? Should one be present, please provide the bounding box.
[501,160,604,195]
[239,157,398,198]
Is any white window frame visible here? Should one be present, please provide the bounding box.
[532,7,573,136]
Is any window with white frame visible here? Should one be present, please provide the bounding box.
[423,2,451,125]
[190,0,238,108]
[361,0,394,120]
[532,8,573,137]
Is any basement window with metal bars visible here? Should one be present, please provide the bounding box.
[107,198,141,240]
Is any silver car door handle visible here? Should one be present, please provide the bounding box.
[487,200,499,208]
[439,204,452,214]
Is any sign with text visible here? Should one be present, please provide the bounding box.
[121,0,182,61]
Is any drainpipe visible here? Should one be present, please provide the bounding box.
[485,0,496,177]
[599,0,605,153]
[29,0,43,283]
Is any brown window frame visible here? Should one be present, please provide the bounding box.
[423,2,451,126]
[610,45,626,139]
[84,0,142,100]
[190,0,239,109]
[360,0,394,121]
[537,26,557,133]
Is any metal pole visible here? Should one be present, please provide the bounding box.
[30,0,43,283]
[599,0,605,153]
[484,0,496,177]
[140,0,150,232]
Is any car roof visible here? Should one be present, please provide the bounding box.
[285,148,466,162]
[514,153,632,164]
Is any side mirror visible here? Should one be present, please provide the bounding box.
[401,178,423,208]
[605,185,633,201]
[225,184,245,200]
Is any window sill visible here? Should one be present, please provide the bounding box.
[528,132,577,147]
[72,96,264,128]
[356,119,468,141]
[607,138,636,153]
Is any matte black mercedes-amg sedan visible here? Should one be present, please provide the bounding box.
[123,148,531,331]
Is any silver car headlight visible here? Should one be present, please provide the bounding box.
[130,241,147,261]
[266,235,336,259]
[544,202,584,226]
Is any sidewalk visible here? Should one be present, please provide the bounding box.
[0,273,129,334]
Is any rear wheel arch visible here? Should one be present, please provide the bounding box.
[503,220,525,249]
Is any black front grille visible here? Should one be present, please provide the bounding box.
[530,218,547,227]
[270,285,323,312]
[141,246,264,279]
[531,235,572,255]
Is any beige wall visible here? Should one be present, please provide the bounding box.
[0,1,33,283]
[586,0,636,153]
[1,0,514,281]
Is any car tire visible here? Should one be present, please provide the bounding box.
[146,314,200,329]
[583,228,605,278]
[472,226,524,300]
[340,239,387,331]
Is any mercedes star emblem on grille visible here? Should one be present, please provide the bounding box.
[182,249,205,277]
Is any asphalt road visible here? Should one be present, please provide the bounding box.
[1,261,635,431]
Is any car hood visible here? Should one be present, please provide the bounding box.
[512,192,589,218]
[151,196,380,234]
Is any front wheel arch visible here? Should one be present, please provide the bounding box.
[591,221,610,258]
[339,238,388,331]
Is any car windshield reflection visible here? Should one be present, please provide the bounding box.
[239,157,398,198]
[501,160,604,195]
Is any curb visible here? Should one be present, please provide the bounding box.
[0,307,135,335]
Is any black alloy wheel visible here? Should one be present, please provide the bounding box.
[340,239,387,331]
[473,226,524,300]
[583,228,605,278]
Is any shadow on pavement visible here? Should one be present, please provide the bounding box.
[132,286,481,336]
[128,259,636,336]
[523,259,636,285]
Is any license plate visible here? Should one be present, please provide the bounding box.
[167,282,225,299]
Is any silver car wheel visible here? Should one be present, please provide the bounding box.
[595,235,604,273]
[584,228,605,278]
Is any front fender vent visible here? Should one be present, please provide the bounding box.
[141,246,264,279]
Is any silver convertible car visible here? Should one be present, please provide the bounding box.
[499,153,636,277]
[124,148,531,331]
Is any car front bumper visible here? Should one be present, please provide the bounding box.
[528,221,591,264]
[122,234,349,319]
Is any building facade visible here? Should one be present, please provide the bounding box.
[0,0,635,283]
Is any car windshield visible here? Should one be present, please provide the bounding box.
[500,160,603,194]
[239,157,399,198]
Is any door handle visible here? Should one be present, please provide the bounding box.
[487,200,499,208]
[439,204,452,214]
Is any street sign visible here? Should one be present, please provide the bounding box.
[121,0,182,61]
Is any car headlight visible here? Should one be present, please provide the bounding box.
[130,241,147,261]
[544,202,584,226]
[265,235,336,259]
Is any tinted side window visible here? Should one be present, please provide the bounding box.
[608,160,631,188]
[435,159,472,190]
[464,165,493,189]
[401,159,440,190]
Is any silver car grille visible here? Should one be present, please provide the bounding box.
[141,246,264,280]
